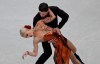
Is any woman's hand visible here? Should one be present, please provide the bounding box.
[42,8,55,23]
[22,51,29,59]
[22,51,38,59]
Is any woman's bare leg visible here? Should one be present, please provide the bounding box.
[67,39,77,53]
[70,51,81,64]
[67,39,84,64]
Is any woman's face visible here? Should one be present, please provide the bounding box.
[24,30,32,38]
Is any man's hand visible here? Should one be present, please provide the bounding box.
[53,27,61,35]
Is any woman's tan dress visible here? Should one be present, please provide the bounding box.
[44,32,71,64]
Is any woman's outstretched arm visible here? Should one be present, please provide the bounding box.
[28,37,39,57]
[22,37,40,59]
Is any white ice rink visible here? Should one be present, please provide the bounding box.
[0,0,100,64]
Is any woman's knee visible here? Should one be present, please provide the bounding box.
[73,47,77,53]
[67,40,77,53]
[71,44,77,53]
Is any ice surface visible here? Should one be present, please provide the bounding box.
[0,0,100,64]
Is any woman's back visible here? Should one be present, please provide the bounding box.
[33,28,53,42]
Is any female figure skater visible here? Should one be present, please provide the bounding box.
[20,23,81,64]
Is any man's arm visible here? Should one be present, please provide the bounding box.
[42,9,56,23]
[56,6,69,29]
[33,13,40,27]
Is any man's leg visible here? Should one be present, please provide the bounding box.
[35,41,52,64]
[74,53,84,64]
[70,52,81,64]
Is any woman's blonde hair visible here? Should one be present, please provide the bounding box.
[20,27,27,38]
[20,25,32,38]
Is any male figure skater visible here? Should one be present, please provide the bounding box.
[33,2,84,64]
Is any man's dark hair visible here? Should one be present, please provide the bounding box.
[39,2,48,12]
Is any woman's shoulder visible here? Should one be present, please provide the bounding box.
[36,20,44,25]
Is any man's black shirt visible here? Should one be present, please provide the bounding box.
[33,6,69,29]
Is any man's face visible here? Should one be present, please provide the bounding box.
[39,11,48,18]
